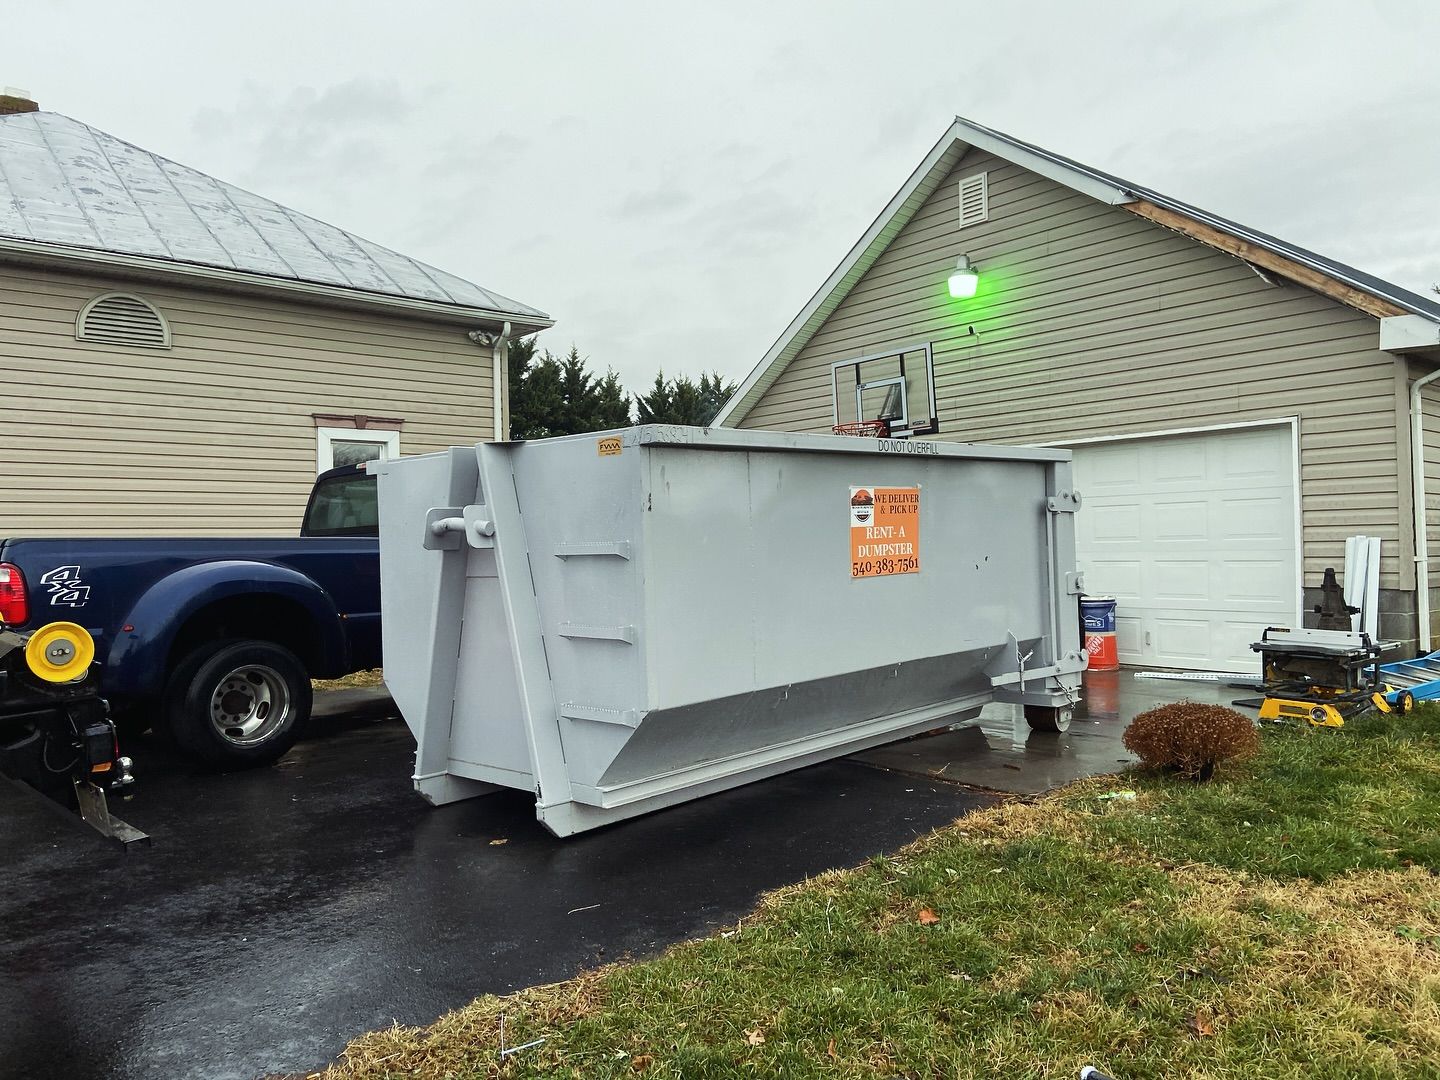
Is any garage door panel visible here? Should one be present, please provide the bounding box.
[1072,425,1296,672]
[1085,445,1142,486]
[1086,558,1143,601]
[1219,559,1289,604]
[1150,559,1208,602]
[1221,431,1290,479]
[1085,504,1143,545]
[1219,620,1272,670]
[1153,502,1208,540]
[1153,442,1208,482]
[1153,618,1213,665]
[1219,495,1288,540]
[1115,615,1144,662]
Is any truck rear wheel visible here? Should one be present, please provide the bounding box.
[163,640,311,768]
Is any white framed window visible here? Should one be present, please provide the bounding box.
[831,343,938,438]
[317,427,399,473]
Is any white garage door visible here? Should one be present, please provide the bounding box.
[1070,425,1298,672]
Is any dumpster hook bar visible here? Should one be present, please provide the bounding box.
[424,505,496,550]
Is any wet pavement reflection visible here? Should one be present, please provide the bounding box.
[852,668,1241,794]
[0,692,994,1080]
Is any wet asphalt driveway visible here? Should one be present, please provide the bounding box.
[0,695,994,1080]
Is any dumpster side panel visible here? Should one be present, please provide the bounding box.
[642,446,1050,708]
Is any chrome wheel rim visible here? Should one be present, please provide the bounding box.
[209,664,290,746]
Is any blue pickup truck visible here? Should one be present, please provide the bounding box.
[0,464,380,768]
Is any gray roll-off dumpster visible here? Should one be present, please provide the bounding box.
[371,425,1086,837]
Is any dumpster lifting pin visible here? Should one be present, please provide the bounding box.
[429,514,495,545]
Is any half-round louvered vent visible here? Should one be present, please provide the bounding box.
[75,293,171,349]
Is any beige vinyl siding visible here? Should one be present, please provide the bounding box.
[0,263,495,536]
[741,150,1401,587]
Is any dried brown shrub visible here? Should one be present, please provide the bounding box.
[1122,702,1260,780]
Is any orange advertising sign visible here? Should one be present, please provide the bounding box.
[850,486,920,578]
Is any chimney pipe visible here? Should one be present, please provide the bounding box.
[0,88,38,115]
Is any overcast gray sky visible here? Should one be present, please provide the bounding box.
[6,1,1439,392]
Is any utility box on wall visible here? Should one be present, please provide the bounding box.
[373,425,1085,837]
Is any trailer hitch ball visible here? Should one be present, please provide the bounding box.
[112,756,136,791]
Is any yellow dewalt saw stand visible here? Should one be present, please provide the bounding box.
[1251,626,1408,727]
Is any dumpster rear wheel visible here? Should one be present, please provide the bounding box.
[1024,705,1072,733]
[163,639,311,769]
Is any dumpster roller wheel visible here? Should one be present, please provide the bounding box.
[1024,705,1072,733]
[23,621,95,683]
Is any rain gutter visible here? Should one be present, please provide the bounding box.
[0,235,553,332]
[1412,366,1440,651]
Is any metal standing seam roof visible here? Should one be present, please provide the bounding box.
[0,110,551,327]
[715,115,1440,427]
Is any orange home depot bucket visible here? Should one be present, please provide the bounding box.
[1080,596,1119,672]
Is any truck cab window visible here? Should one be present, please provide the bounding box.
[302,471,379,537]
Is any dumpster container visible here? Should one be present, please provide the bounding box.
[372,425,1086,837]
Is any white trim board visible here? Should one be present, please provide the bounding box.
[1029,415,1300,448]
[317,426,400,473]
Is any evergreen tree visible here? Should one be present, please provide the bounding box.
[508,339,631,438]
[509,338,738,437]
[634,371,738,426]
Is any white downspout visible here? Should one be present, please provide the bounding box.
[492,321,511,442]
[1411,367,1440,651]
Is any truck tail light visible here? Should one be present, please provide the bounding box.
[0,563,27,626]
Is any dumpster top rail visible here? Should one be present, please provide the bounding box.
[534,423,1074,464]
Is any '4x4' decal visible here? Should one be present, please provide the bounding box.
[39,565,90,607]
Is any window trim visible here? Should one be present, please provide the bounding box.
[316,426,399,473]
[830,342,938,438]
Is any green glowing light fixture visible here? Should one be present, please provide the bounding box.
[948,254,979,298]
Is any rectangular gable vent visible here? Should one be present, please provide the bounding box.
[958,172,988,228]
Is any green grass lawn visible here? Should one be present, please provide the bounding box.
[324,710,1440,1079]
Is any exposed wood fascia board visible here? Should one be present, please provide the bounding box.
[1122,199,1405,320]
